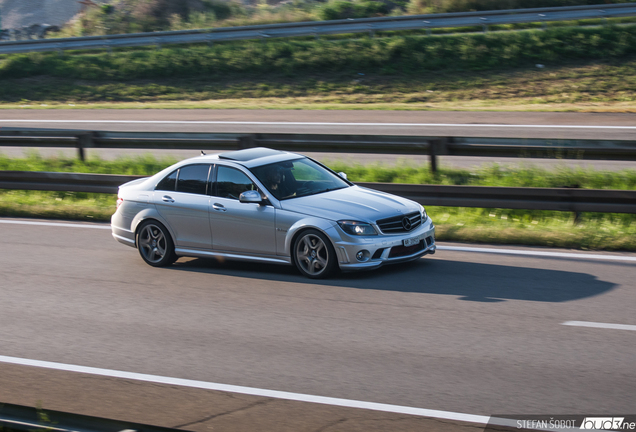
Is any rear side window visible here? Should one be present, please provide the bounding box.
[214,166,256,200]
[156,169,177,191]
[176,164,211,195]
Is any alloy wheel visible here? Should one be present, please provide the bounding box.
[294,230,336,278]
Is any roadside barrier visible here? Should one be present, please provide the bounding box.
[1,128,635,172]
[0,3,634,55]
[0,402,188,432]
[1,171,634,213]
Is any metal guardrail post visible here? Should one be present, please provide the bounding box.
[429,139,438,174]
[481,17,488,33]
[77,132,94,161]
[428,138,448,174]
[238,134,256,149]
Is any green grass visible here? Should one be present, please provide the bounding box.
[2,57,635,112]
[1,153,635,250]
[0,189,115,221]
[0,152,175,175]
[326,161,636,189]
[430,206,636,251]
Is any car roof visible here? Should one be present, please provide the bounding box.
[218,147,303,168]
[218,147,285,161]
[171,147,303,171]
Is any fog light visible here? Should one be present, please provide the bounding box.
[356,250,370,262]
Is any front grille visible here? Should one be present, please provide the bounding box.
[388,240,425,258]
[376,211,422,234]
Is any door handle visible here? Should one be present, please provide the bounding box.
[162,195,175,203]
[212,203,226,212]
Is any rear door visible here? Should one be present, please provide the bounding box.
[154,164,213,250]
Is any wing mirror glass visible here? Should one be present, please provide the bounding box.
[239,190,263,204]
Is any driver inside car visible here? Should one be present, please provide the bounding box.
[266,165,295,198]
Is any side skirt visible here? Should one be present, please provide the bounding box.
[175,248,292,265]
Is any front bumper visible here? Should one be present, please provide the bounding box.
[334,220,436,271]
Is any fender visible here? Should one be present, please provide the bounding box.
[284,217,342,257]
[130,207,176,248]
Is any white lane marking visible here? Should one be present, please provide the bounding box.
[563,321,636,331]
[437,245,636,262]
[1,220,634,262]
[0,219,111,230]
[0,120,635,129]
[0,354,524,427]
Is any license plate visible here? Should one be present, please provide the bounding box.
[403,236,420,247]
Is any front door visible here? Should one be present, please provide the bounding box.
[210,165,276,255]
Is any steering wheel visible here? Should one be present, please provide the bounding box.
[299,181,314,192]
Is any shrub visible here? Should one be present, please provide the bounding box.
[429,0,635,13]
[101,4,115,14]
[203,0,237,21]
[318,0,391,20]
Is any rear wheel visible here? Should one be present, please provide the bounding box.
[136,220,176,267]
[293,229,337,279]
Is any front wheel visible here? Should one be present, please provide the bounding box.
[293,229,337,279]
[136,220,177,267]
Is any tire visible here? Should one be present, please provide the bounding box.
[136,220,177,267]
[292,229,337,279]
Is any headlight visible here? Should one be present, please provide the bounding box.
[420,205,428,222]
[338,220,378,236]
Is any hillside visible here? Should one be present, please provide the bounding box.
[0,0,93,28]
[18,0,636,36]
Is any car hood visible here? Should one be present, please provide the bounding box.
[280,185,420,223]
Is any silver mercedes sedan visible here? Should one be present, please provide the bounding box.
[111,147,436,278]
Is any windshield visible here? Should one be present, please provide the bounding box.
[250,158,350,200]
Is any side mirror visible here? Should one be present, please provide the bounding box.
[338,172,348,180]
[239,190,263,204]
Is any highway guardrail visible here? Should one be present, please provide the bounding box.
[1,128,635,172]
[0,401,189,432]
[0,3,634,54]
[1,171,634,213]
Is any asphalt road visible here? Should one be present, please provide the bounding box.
[0,218,635,431]
[1,109,636,169]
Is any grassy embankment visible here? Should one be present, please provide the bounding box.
[1,25,635,111]
[1,154,635,251]
[58,0,636,37]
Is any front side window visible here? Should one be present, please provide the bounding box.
[251,158,349,200]
[215,166,257,200]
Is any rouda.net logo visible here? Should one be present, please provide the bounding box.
[580,417,636,430]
